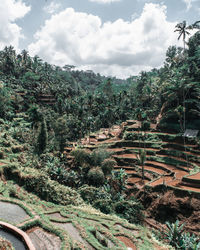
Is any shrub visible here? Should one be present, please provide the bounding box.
[0,118,4,125]
[114,199,144,224]
[101,158,116,176]
[78,185,100,203]
[180,232,200,249]
[87,167,105,187]
[11,145,24,153]
[165,220,184,248]
[123,132,137,141]
[71,149,90,166]
[93,199,114,214]
[109,169,128,194]
[4,165,84,206]
[164,220,200,249]
[89,149,111,166]
[78,185,111,204]
[141,121,150,131]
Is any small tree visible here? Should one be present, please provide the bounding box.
[101,158,116,176]
[137,149,146,180]
[54,115,68,152]
[87,167,105,187]
[37,117,48,155]
[109,169,128,195]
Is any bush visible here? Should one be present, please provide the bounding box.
[87,167,105,187]
[78,185,100,203]
[101,158,116,176]
[123,132,137,141]
[93,199,114,214]
[11,145,24,153]
[4,165,84,206]
[180,232,200,249]
[71,149,90,166]
[114,199,144,224]
[141,121,150,131]
[89,149,111,166]
[164,220,200,249]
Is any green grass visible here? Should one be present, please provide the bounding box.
[0,170,170,249]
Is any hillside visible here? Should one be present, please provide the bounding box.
[0,119,172,249]
[0,28,200,249]
[75,120,200,233]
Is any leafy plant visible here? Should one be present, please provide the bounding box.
[163,220,200,249]
[165,220,184,247]
[87,167,105,187]
[114,198,144,224]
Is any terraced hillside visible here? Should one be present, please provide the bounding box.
[0,117,199,248]
[69,120,200,233]
[0,180,169,249]
[77,120,200,193]
[0,120,170,250]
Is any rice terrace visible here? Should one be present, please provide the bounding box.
[0,0,200,249]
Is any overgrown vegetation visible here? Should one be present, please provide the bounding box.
[162,220,200,250]
[0,20,199,249]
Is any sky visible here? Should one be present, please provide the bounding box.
[0,0,200,78]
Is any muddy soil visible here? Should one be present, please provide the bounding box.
[135,188,200,234]
[117,236,136,250]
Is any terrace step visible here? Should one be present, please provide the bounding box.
[156,153,200,168]
[145,161,189,174]
[143,165,170,176]
[127,177,149,186]
[180,181,200,189]
[175,184,200,193]
[112,154,138,166]
[63,147,73,153]
[181,172,200,188]
[27,227,61,250]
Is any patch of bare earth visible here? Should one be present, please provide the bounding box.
[137,189,200,234]
[117,236,136,250]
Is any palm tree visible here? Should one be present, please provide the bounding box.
[174,21,191,51]
[137,149,146,181]
[192,20,200,29]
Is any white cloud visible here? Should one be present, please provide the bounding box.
[28,4,181,78]
[183,0,192,11]
[43,2,61,14]
[182,0,198,11]
[131,13,139,20]
[89,0,121,3]
[0,0,30,50]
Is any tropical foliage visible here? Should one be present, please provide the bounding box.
[0,20,199,241]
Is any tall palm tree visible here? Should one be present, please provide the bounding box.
[137,149,146,181]
[192,21,200,29]
[174,21,191,51]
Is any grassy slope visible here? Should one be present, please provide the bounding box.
[0,119,170,249]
